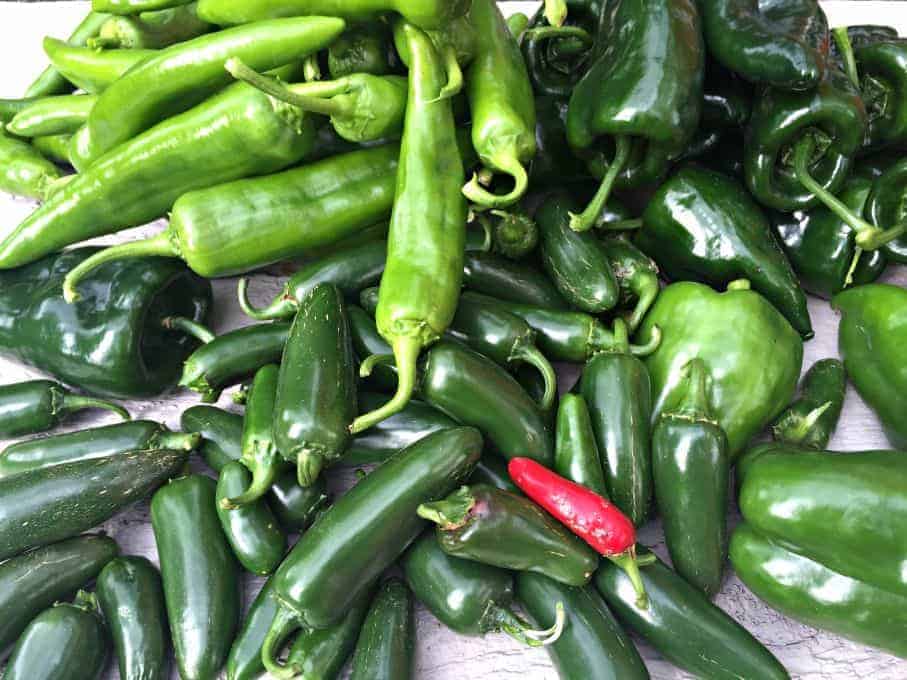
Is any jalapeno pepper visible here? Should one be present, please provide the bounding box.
[349,578,414,680]
[89,2,212,49]
[7,94,96,138]
[329,22,395,78]
[25,11,110,97]
[554,393,608,497]
[463,250,569,309]
[771,358,845,450]
[0,380,128,438]
[42,38,156,94]
[226,577,281,680]
[0,129,62,201]
[599,236,659,333]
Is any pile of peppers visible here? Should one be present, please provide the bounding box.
[2,0,907,678]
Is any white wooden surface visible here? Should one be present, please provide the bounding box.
[2,3,907,678]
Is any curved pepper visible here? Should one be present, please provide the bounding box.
[392,16,477,100]
[7,94,96,138]
[834,283,907,448]
[95,0,195,14]
[419,484,599,586]
[865,157,907,262]
[599,236,660,333]
[565,0,704,231]
[639,280,802,459]
[329,22,395,78]
[652,358,729,597]
[770,358,845,450]
[89,3,212,49]
[43,38,155,94]
[0,129,63,201]
[25,11,110,97]
[638,164,813,338]
[853,40,907,149]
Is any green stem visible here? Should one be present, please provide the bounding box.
[296,450,325,487]
[514,345,558,411]
[162,316,215,344]
[462,155,530,209]
[417,486,475,529]
[598,218,643,231]
[237,278,299,321]
[303,54,321,82]
[359,353,396,378]
[570,136,631,232]
[832,27,860,87]
[86,36,121,50]
[62,231,178,303]
[154,431,202,451]
[261,606,303,680]
[774,401,833,446]
[225,57,347,118]
[223,450,279,509]
[350,336,419,433]
[435,44,463,101]
[497,602,566,647]
[629,325,661,357]
[59,393,130,421]
[609,548,649,609]
[625,279,659,333]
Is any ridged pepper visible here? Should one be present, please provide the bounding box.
[0,380,128,438]
[770,358,845,450]
[349,578,415,680]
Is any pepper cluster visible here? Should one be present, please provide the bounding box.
[1,1,907,678]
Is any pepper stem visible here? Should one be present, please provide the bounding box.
[296,450,325,488]
[162,316,215,344]
[490,210,538,259]
[303,53,322,82]
[226,57,348,118]
[609,547,649,610]
[630,325,661,357]
[417,486,475,529]
[625,278,659,333]
[237,278,299,321]
[359,353,396,377]
[59,393,130,421]
[832,27,860,87]
[350,336,420,433]
[598,218,643,231]
[434,44,464,101]
[223,451,279,509]
[62,230,178,303]
[471,213,494,253]
[261,606,304,680]
[86,36,121,50]
[570,136,631,232]
[462,156,530,209]
[496,602,566,647]
[672,358,713,420]
[513,345,558,411]
[773,401,833,446]
[792,136,906,249]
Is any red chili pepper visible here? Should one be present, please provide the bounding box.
[508,457,651,608]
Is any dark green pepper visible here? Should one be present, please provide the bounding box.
[419,484,599,586]
[599,236,659,333]
[771,358,846,450]
[96,556,170,680]
[329,22,395,78]
[529,96,590,184]
[0,379,128,438]
[226,577,280,680]
[854,40,907,149]
[469,455,520,494]
[6,94,96,138]
[349,578,415,680]
[554,393,608,497]
[151,474,240,680]
[702,62,752,129]
[0,128,62,200]
[639,165,812,337]
[25,11,110,97]
[89,3,212,49]
[865,157,907,263]
[652,358,729,597]
[274,284,357,486]
[4,590,108,680]
[42,38,155,94]
[463,250,569,309]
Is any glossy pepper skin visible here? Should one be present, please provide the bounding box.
[596,547,789,680]
[0,380,129,438]
[226,577,281,680]
[554,393,608,498]
[744,68,867,211]
[463,250,569,309]
[151,475,240,680]
[94,0,195,14]
[31,134,72,165]
[42,38,155,94]
[0,535,117,656]
[771,358,845,450]
[772,175,887,297]
[699,0,829,91]
[599,236,659,333]
[0,129,62,200]
[652,359,729,597]
[73,17,344,168]
[854,40,907,149]
[262,427,481,673]
[731,522,907,660]
[0,248,211,399]
[353,20,468,433]
[274,284,357,486]
[639,280,802,459]
[349,578,415,680]
[25,11,110,98]
[419,485,599,586]
[517,573,649,680]
[865,157,907,263]
[638,165,812,338]
[834,284,907,447]
[7,94,96,138]
[96,556,170,680]
[529,96,590,184]
[462,0,536,208]
[90,3,212,49]
[4,590,108,680]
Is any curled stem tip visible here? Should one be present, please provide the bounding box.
[515,346,558,411]
[162,316,214,344]
[570,136,631,232]
[261,607,303,679]
[62,394,130,421]
[630,325,661,357]
[227,57,344,117]
[462,157,530,209]
[237,278,297,321]
[358,353,395,378]
[223,463,277,509]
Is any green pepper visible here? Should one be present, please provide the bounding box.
[554,393,608,497]
[0,129,62,201]
[196,0,470,30]
[639,280,803,459]
[0,380,128,438]
[403,531,564,646]
[352,20,468,433]
[25,12,110,97]
[392,15,477,99]
[96,557,169,680]
[565,0,704,231]
[0,248,210,398]
[4,590,108,680]
[7,94,96,138]
[43,38,156,94]
[262,426,481,673]
[151,475,240,680]
[31,134,73,165]
[517,572,649,680]
[637,164,813,338]
[95,0,195,14]
[834,283,907,447]
[599,236,659,333]
[702,62,752,129]
[461,0,536,209]
[274,284,356,486]
[865,157,907,262]
[700,0,828,90]
[329,22,395,78]
[830,25,898,65]
[529,96,590,184]
[596,547,790,679]
[853,40,907,149]
[226,577,280,680]
[349,578,414,680]
[72,17,344,168]
[580,319,655,527]
[89,2,212,49]
[463,250,569,309]
[771,358,845,450]
[652,358,729,597]
[730,522,907,660]
[469,456,520,493]
[0,98,42,125]
[486,207,539,259]
[0,535,117,656]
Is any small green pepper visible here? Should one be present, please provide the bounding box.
[771,358,846,450]
[463,250,569,309]
[349,578,415,680]
[43,38,156,94]
[31,134,73,165]
[0,129,62,201]
[0,379,128,438]
[554,393,608,497]
[25,11,110,97]
[599,236,660,333]
[226,577,280,680]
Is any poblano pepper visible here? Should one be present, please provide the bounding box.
[865,157,907,262]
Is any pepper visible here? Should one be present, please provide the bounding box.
[637,164,813,338]
[595,547,790,680]
[0,535,117,656]
[0,420,196,478]
[461,0,536,209]
[639,280,802,458]
[352,20,468,433]
[329,22,395,78]
[565,0,704,231]
[43,38,156,94]
[261,427,481,673]
[529,96,590,184]
[25,11,110,97]
[771,175,887,297]
[96,557,170,680]
[506,11,530,39]
[349,305,399,392]
[486,207,539,260]
[469,456,520,494]
[829,25,898,72]
[865,157,907,262]
[771,358,845,450]
[0,380,128,438]
[349,578,415,680]
[652,358,729,597]
[391,16,477,100]
[7,94,96,138]
[89,2,212,49]
[95,0,195,14]
[31,135,73,165]
[196,0,470,30]
[402,531,564,646]
[463,250,569,309]
[554,393,608,498]
[0,129,62,201]
[151,475,240,680]
[730,522,907,660]
[4,590,108,680]
[599,236,659,333]
[852,40,907,149]
[419,484,599,586]
[274,284,356,486]
[516,572,649,680]
[702,63,753,129]
[226,577,281,680]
